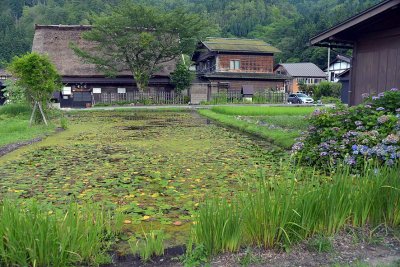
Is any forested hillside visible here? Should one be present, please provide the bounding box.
[0,0,380,68]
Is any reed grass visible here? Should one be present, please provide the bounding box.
[193,163,400,256]
[0,201,123,266]
[129,230,165,262]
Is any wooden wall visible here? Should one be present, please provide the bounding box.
[217,54,274,73]
[351,27,400,105]
[208,79,284,91]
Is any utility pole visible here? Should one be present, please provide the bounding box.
[327,44,331,81]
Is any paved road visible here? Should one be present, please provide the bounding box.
[62,103,328,111]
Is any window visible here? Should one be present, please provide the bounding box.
[62,87,72,95]
[118,88,126,94]
[230,60,240,70]
[93,88,102,94]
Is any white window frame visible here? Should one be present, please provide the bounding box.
[230,60,241,70]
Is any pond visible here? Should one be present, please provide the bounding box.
[0,110,282,248]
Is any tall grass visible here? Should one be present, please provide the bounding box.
[129,230,165,262]
[0,103,31,116]
[210,106,316,116]
[193,164,400,256]
[0,201,123,266]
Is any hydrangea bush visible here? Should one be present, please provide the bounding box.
[292,89,400,170]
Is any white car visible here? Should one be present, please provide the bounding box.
[288,93,314,104]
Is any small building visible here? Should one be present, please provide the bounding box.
[274,63,327,93]
[310,0,400,106]
[32,25,176,108]
[190,38,290,103]
[326,55,351,82]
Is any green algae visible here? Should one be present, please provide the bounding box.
[0,110,282,247]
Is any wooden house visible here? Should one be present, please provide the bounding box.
[310,0,400,105]
[326,55,351,82]
[274,63,327,93]
[32,25,176,108]
[190,38,290,103]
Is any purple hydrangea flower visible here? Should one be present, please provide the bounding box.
[364,104,372,109]
[355,121,363,126]
[378,92,385,98]
[344,156,356,165]
[320,152,328,156]
[372,96,380,100]
[383,134,399,144]
[376,107,385,111]
[390,88,399,91]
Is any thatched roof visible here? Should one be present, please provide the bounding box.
[32,25,175,77]
[202,38,281,54]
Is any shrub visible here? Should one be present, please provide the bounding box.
[292,89,400,170]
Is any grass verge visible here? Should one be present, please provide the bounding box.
[210,106,316,116]
[198,109,300,149]
[0,103,56,147]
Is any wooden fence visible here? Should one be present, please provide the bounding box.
[94,92,188,105]
[210,91,288,104]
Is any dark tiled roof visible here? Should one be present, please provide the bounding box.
[202,38,280,54]
[202,72,290,80]
[278,63,326,78]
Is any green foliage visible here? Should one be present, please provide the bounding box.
[192,163,400,256]
[314,81,342,99]
[72,3,212,91]
[0,201,123,266]
[60,116,68,130]
[320,96,342,105]
[292,90,400,171]
[300,82,342,99]
[7,52,61,123]
[1,80,26,104]
[368,89,400,113]
[171,60,194,94]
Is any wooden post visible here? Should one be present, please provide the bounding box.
[29,102,38,126]
[37,101,48,126]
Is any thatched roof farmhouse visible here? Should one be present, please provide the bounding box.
[32,25,176,108]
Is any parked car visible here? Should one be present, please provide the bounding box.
[287,93,314,104]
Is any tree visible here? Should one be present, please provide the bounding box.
[171,59,194,94]
[72,3,213,92]
[8,52,61,125]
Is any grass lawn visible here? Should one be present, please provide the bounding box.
[0,109,282,249]
[0,104,56,147]
[198,106,316,149]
